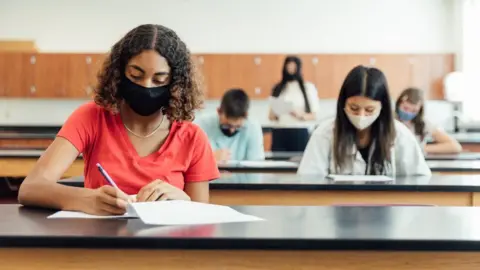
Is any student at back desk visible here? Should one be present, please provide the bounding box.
[298,65,431,176]
[18,24,220,216]
[395,87,462,154]
[195,88,264,163]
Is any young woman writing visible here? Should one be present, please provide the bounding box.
[18,24,220,215]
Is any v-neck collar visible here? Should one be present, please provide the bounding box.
[114,113,177,160]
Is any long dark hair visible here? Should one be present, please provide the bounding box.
[333,65,396,175]
[271,56,311,113]
[395,87,426,140]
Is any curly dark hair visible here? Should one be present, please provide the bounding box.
[94,24,204,121]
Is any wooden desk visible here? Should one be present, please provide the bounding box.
[448,132,480,152]
[220,160,480,174]
[0,156,83,177]
[3,150,480,177]
[0,126,57,148]
[426,160,480,174]
[51,174,480,207]
[266,151,480,161]
[1,205,480,269]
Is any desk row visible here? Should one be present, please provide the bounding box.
[1,157,480,178]
[4,173,480,206]
[1,204,480,269]
[3,148,480,161]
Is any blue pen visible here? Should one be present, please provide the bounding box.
[96,163,119,189]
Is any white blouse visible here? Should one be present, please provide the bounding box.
[403,120,438,147]
[297,118,432,176]
[275,81,319,126]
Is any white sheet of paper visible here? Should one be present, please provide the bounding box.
[327,174,394,182]
[130,200,263,225]
[48,211,135,219]
[226,160,298,168]
[269,96,294,116]
[48,200,263,225]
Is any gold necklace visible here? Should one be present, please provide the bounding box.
[123,114,165,139]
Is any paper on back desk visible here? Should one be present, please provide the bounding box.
[327,174,394,182]
[239,160,298,167]
[48,200,263,225]
[269,96,294,116]
[220,160,298,168]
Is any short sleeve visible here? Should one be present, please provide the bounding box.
[425,120,441,135]
[306,82,320,113]
[185,126,220,182]
[57,102,99,153]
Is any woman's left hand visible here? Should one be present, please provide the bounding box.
[137,180,191,202]
[290,111,305,121]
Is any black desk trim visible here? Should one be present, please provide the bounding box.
[57,179,480,192]
[3,235,480,251]
[210,182,480,192]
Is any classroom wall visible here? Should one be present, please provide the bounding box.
[0,0,457,127]
[0,0,454,53]
[0,98,457,133]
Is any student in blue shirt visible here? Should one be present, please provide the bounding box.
[195,88,265,162]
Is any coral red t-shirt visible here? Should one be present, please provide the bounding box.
[57,102,220,195]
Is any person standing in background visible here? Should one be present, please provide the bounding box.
[196,88,264,162]
[395,88,462,154]
[268,56,320,152]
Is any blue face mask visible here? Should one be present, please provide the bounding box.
[397,109,417,121]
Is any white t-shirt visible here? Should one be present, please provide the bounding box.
[274,81,320,127]
[403,120,439,146]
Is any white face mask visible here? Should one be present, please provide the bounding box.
[345,109,381,130]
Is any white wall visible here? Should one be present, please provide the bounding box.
[0,0,454,53]
[0,0,458,127]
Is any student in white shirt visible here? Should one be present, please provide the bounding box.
[268,56,320,152]
[298,65,431,176]
[395,88,462,154]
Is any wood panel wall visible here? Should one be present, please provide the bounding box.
[0,53,105,98]
[195,54,454,100]
[0,53,454,99]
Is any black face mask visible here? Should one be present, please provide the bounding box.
[118,76,171,116]
[220,125,239,137]
[285,73,298,81]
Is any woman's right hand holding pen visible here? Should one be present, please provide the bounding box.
[80,186,134,216]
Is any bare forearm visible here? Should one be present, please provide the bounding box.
[425,142,462,154]
[185,182,209,203]
[302,113,316,121]
[18,180,89,211]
